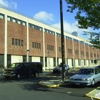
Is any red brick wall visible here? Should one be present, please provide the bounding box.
[7,21,27,55]
[74,42,79,59]
[57,37,61,58]
[45,33,56,57]
[66,39,73,58]
[0,19,5,54]
[29,28,43,56]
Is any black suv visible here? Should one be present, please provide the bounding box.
[3,62,42,79]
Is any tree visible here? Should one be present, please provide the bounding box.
[66,0,100,29]
[66,0,100,48]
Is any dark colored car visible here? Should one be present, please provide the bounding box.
[3,62,42,79]
[53,63,70,73]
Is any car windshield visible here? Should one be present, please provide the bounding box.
[10,63,19,68]
[78,69,94,74]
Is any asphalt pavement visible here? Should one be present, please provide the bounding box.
[40,69,100,100]
[0,69,100,99]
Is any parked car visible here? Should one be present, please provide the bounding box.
[68,66,100,86]
[3,62,43,79]
[53,63,70,73]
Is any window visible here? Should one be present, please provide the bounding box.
[22,21,26,26]
[12,38,14,45]
[15,39,17,46]
[17,20,22,24]
[66,36,72,40]
[0,13,4,19]
[7,16,11,21]
[12,38,23,47]
[56,33,61,37]
[18,39,20,46]
[73,39,78,42]
[21,40,23,46]
[12,18,17,23]
[32,42,41,49]
[47,45,54,51]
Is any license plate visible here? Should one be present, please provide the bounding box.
[75,83,80,85]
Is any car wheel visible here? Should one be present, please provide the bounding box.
[16,74,21,80]
[91,79,95,86]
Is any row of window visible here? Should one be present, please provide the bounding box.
[32,42,41,49]
[47,45,54,51]
[7,16,26,26]
[12,38,23,46]
[29,23,43,31]
[44,28,55,35]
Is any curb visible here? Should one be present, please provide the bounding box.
[38,80,69,88]
[85,87,100,100]
[38,80,61,88]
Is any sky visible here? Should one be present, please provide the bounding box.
[0,0,97,39]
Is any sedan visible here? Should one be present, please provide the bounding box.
[68,66,100,86]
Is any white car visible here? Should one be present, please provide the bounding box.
[68,66,100,86]
[53,64,70,73]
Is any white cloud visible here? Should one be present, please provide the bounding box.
[33,11,54,23]
[52,20,89,37]
[0,0,17,9]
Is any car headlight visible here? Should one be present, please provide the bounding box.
[82,78,91,81]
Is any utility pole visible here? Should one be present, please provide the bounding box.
[60,0,65,82]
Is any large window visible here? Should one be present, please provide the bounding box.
[47,45,54,51]
[7,16,26,26]
[0,13,4,19]
[12,38,24,47]
[29,23,43,31]
[32,42,41,49]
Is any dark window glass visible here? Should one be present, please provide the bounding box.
[0,13,4,19]
[12,38,14,45]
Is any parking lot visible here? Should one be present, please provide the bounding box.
[0,71,100,100]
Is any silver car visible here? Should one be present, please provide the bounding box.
[68,66,100,86]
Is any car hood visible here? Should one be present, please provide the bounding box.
[70,74,93,79]
[4,68,15,71]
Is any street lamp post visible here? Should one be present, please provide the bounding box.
[60,0,65,82]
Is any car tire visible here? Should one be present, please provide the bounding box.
[91,79,95,86]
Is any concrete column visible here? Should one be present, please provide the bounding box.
[55,33,57,66]
[26,21,29,62]
[4,14,7,68]
[43,28,45,71]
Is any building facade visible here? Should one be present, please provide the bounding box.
[0,6,100,70]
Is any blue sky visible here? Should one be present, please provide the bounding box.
[0,0,97,39]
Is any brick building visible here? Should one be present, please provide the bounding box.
[0,6,100,70]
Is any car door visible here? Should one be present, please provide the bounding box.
[94,67,100,83]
